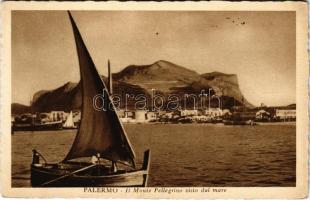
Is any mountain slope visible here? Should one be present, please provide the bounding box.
[195,72,252,108]
[31,77,150,112]
[114,60,200,93]
[11,103,31,115]
[16,60,253,112]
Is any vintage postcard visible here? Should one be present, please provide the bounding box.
[1,1,308,198]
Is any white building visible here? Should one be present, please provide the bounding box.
[49,111,67,122]
[117,110,134,123]
[180,109,199,117]
[256,109,270,120]
[275,109,296,120]
[203,108,223,118]
[39,112,52,122]
[134,110,147,123]
[116,110,126,118]
[146,112,157,121]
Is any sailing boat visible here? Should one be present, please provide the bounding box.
[63,111,77,129]
[30,11,151,187]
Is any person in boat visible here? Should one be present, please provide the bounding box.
[91,153,101,164]
[29,12,150,187]
[90,153,118,173]
[111,161,117,173]
[32,149,40,164]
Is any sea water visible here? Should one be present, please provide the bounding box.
[11,124,296,187]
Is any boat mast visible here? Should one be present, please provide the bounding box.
[30,92,35,127]
[64,12,136,167]
[108,60,113,95]
[242,97,245,112]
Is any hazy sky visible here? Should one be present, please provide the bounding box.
[12,11,295,106]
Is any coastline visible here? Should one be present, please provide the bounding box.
[255,121,296,126]
[124,121,297,126]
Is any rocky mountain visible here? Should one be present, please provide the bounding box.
[31,81,80,112]
[193,72,252,107]
[12,60,254,113]
[11,103,31,115]
[30,76,151,112]
[113,60,200,93]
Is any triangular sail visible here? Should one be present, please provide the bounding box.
[63,111,74,128]
[64,12,136,167]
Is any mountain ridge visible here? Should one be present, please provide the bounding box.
[14,60,255,113]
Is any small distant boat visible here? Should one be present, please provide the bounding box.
[34,121,63,131]
[63,111,77,129]
[12,124,33,132]
[30,11,151,187]
[12,120,63,132]
[177,117,192,124]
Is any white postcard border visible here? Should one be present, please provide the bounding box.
[1,1,308,198]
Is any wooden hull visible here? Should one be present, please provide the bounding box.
[31,150,151,187]
[31,166,148,187]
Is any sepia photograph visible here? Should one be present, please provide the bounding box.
[1,1,308,198]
